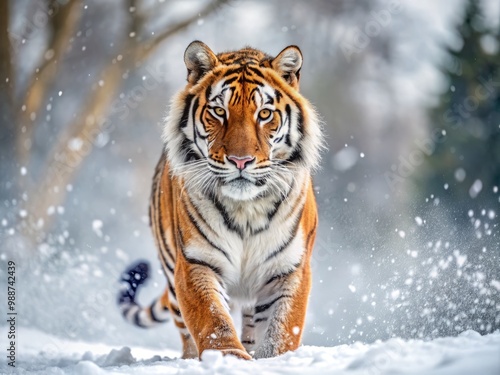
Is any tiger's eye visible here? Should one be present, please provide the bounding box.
[258,109,272,120]
[214,107,226,117]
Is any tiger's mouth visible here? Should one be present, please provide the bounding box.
[226,174,267,187]
[220,175,267,200]
[227,176,253,187]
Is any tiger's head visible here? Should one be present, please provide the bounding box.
[164,41,323,201]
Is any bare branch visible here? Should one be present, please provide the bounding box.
[29,61,124,235]
[16,0,82,172]
[0,0,13,107]
[136,0,229,61]
[0,0,15,163]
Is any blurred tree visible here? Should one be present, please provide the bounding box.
[0,0,15,184]
[6,0,228,245]
[418,0,500,220]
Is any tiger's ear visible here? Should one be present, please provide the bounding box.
[271,46,303,89]
[184,41,218,84]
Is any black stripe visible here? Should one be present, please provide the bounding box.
[191,97,199,127]
[160,249,174,273]
[122,304,135,317]
[251,198,282,235]
[214,87,229,104]
[247,65,264,78]
[192,98,207,158]
[246,324,255,328]
[223,76,239,86]
[275,90,282,103]
[265,264,299,285]
[255,178,266,187]
[157,191,176,263]
[209,164,228,171]
[248,87,259,101]
[199,105,209,134]
[168,281,177,298]
[243,314,253,318]
[133,310,147,328]
[205,85,212,101]
[255,295,288,314]
[264,205,304,262]
[255,317,268,323]
[269,178,294,221]
[232,90,241,105]
[193,126,207,157]
[272,108,284,136]
[150,157,162,252]
[183,198,232,264]
[184,255,223,277]
[252,178,295,236]
[289,98,304,135]
[181,136,199,162]
[242,340,256,345]
[296,110,304,135]
[287,145,303,164]
[243,78,264,86]
[264,93,274,105]
[222,67,243,76]
[179,94,194,128]
[150,301,168,323]
[170,304,182,317]
[154,181,174,274]
[284,104,293,147]
[207,191,244,237]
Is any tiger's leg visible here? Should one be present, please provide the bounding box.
[252,180,318,358]
[175,258,251,360]
[240,308,256,354]
[157,279,198,359]
[253,262,312,359]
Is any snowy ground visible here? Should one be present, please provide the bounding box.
[4,328,500,374]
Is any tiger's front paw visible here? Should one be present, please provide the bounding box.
[220,348,252,360]
[253,340,285,359]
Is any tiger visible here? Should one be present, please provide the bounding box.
[118,41,323,360]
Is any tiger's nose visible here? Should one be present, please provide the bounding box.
[227,155,255,170]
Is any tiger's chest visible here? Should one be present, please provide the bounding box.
[224,226,305,303]
[182,187,306,303]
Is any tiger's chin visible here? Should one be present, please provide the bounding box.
[220,178,267,201]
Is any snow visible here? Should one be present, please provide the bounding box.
[469,179,483,199]
[92,220,103,237]
[332,147,359,171]
[7,328,500,374]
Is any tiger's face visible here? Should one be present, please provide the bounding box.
[164,41,322,201]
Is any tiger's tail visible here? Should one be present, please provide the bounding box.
[118,260,170,328]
